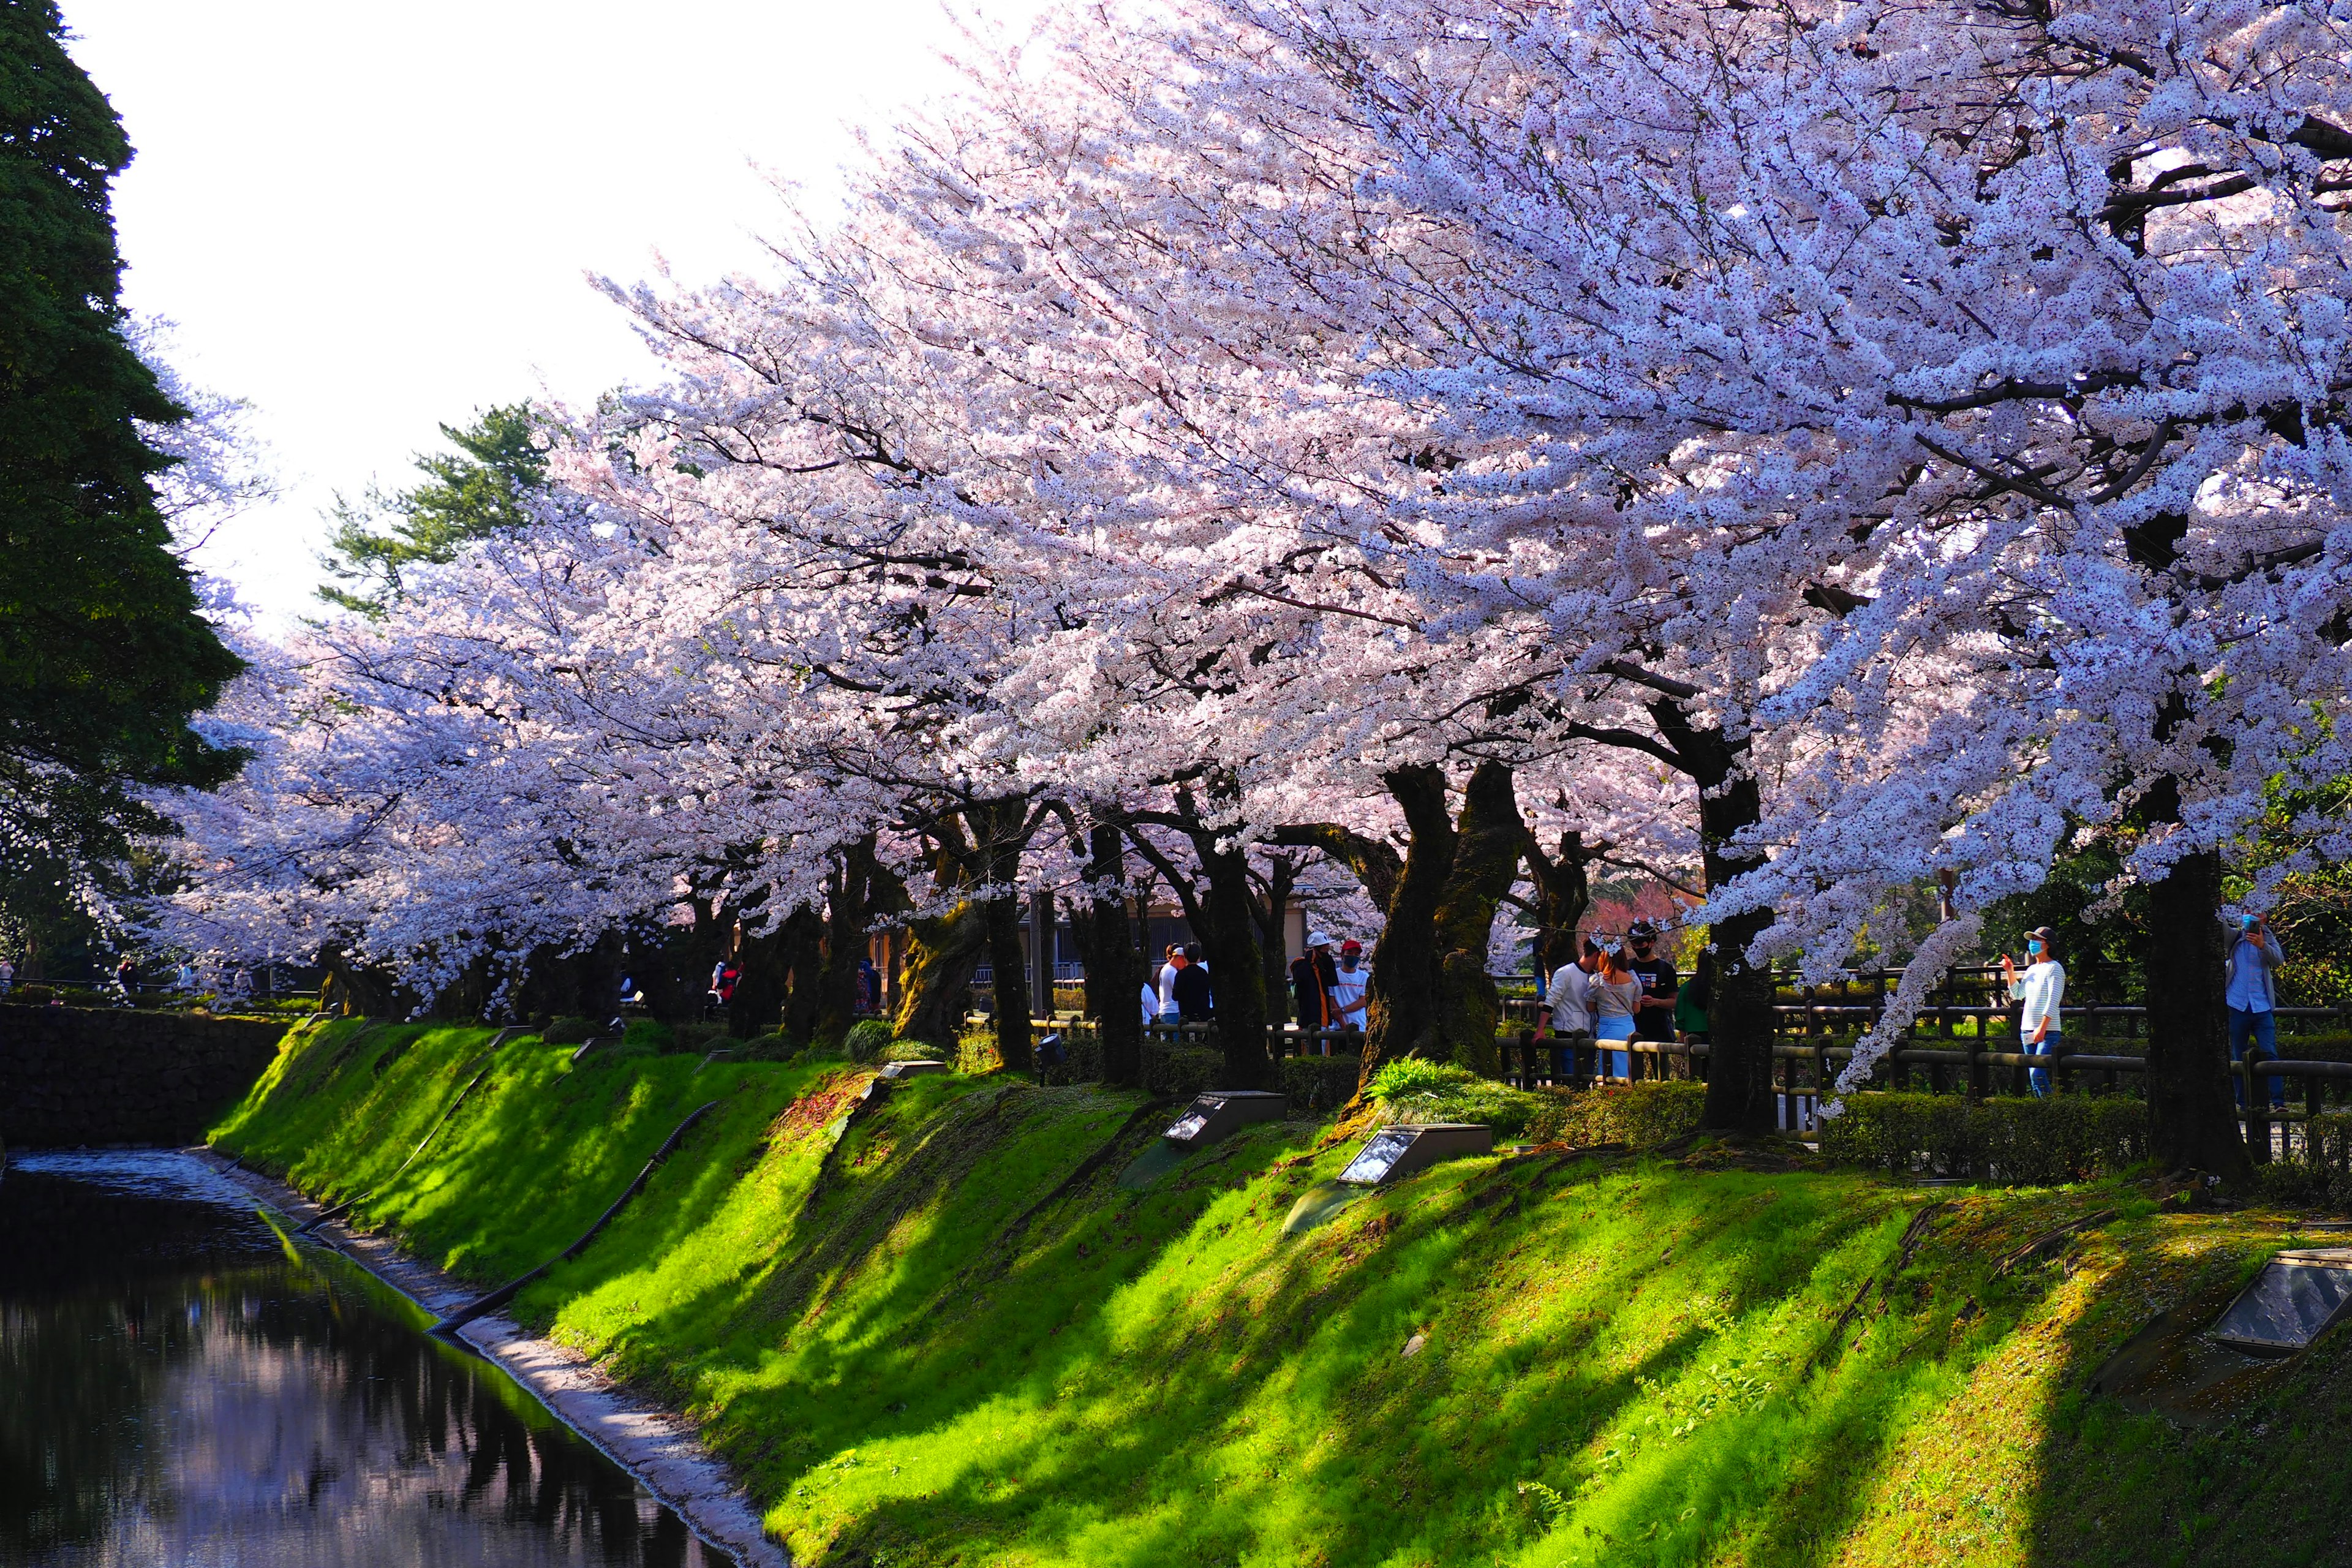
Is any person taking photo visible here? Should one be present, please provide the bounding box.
[2000,927,2065,1098]
[2226,910,2287,1112]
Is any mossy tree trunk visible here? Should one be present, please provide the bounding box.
[892,900,987,1051]
[1357,764,1457,1079]
[1431,762,1526,1076]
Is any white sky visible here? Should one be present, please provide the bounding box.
[61,0,1041,625]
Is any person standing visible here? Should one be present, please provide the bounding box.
[1533,938,1599,1080]
[1156,943,1183,1023]
[1675,948,1713,1046]
[1139,976,1160,1029]
[1172,942,1215,1024]
[1625,921,1680,1074]
[1289,930,1340,1049]
[1330,940,1371,1033]
[0,956,13,996]
[1589,943,1643,1082]
[2002,927,2065,1098]
[2226,911,2287,1112]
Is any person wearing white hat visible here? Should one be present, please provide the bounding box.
[1289,930,1341,1050]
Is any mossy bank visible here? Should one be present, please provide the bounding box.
[211,1019,2352,1567]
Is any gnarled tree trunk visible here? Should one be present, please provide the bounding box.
[1431,761,1525,1076]
[1072,820,1144,1088]
[892,900,986,1050]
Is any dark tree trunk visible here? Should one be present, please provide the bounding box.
[982,891,1033,1074]
[777,906,828,1046]
[320,943,400,1017]
[1186,801,1273,1090]
[726,916,789,1040]
[1077,821,1144,1088]
[1523,831,1594,978]
[1643,701,1777,1135]
[1362,764,1458,1078]
[1431,761,1525,1076]
[1250,853,1302,1027]
[2141,783,2253,1181]
[892,901,986,1050]
[814,835,886,1044]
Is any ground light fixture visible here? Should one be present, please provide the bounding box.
[1163,1090,1287,1148]
[1336,1123,1493,1186]
[2211,1248,2352,1355]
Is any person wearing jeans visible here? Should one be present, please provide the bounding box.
[2003,927,2065,1098]
[2226,911,2287,1111]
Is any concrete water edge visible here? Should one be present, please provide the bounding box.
[196,1148,791,1568]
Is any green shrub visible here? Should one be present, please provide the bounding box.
[1278,1054,1362,1116]
[1525,1082,1708,1147]
[10,986,54,1006]
[845,1019,894,1063]
[542,1015,595,1045]
[879,1039,949,1063]
[622,1018,676,1054]
[1819,1092,2148,1183]
[729,1031,799,1062]
[1141,1039,1224,1101]
[1367,1058,1479,1102]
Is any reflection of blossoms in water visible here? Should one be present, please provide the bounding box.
[0,1153,720,1568]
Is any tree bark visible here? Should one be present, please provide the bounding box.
[1431,761,1525,1076]
[1643,699,1777,1134]
[813,835,886,1044]
[2141,782,2253,1181]
[1523,830,1594,978]
[777,906,829,1046]
[892,900,986,1050]
[1250,853,1302,1026]
[1360,764,1458,1079]
[1076,820,1144,1087]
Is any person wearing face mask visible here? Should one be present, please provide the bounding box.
[1330,940,1371,1031]
[2000,927,2065,1098]
[2225,910,2288,1112]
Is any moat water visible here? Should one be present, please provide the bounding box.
[0,1150,726,1567]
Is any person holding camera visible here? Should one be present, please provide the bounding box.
[2000,927,2065,1098]
[2226,911,2287,1112]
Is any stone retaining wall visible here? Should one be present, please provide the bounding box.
[0,1005,290,1147]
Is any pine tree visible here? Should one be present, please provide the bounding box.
[317,404,546,616]
[0,0,243,868]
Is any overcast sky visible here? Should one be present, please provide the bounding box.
[62,1,1038,624]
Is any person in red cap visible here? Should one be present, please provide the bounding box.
[1331,939,1370,1031]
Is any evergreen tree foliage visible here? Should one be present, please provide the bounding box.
[317,404,545,616]
[0,0,243,869]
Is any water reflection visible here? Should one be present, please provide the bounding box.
[0,1152,725,1567]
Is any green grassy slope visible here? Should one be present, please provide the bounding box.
[212,1020,2352,1568]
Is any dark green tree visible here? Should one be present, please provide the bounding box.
[0,0,243,871]
[317,403,545,615]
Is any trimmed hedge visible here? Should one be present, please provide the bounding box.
[1525,1082,1708,1148]
[1819,1092,2148,1184]
[1278,1053,1362,1115]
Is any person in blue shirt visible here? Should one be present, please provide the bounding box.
[2226,911,2287,1110]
